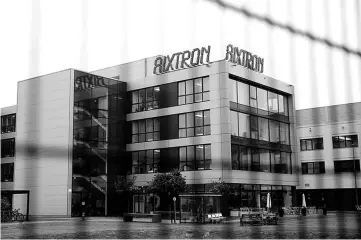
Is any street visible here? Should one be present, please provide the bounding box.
[1,212,361,239]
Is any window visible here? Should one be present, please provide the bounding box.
[1,163,14,182]
[278,95,288,116]
[257,88,268,112]
[258,118,269,141]
[1,114,16,133]
[178,76,209,105]
[300,138,323,151]
[131,118,160,143]
[132,149,160,174]
[1,138,15,158]
[268,92,278,114]
[332,135,358,148]
[334,160,360,173]
[301,162,325,174]
[180,144,211,171]
[179,110,210,138]
[237,81,249,106]
[269,120,280,143]
[131,86,160,112]
[250,86,257,109]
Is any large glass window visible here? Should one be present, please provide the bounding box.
[250,116,258,140]
[258,118,269,142]
[231,145,240,170]
[237,81,249,106]
[251,148,260,171]
[250,86,257,109]
[268,92,278,114]
[269,120,280,143]
[132,149,160,174]
[1,114,16,134]
[278,94,288,116]
[300,138,323,151]
[280,122,290,145]
[334,160,360,173]
[131,118,160,143]
[180,144,211,171]
[179,110,210,138]
[1,138,15,158]
[1,163,14,182]
[301,162,325,174]
[259,149,270,172]
[178,76,209,105]
[131,86,160,112]
[257,88,268,112]
[230,79,237,103]
[238,112,250,138]
[332,135,358,148]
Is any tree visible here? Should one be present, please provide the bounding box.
[207,179,232,195]
[114,175,137,195]
[147,170,186,196]
[1,198,11,211]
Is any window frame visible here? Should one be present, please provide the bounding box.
[179,144,211,171]
[334,160,360,173]
[131,149,160,174]
[332,135,358,149]
[1,114,16,134]
[131,118,160,143]
[300,138,324,151]
[178,76,210,106]
[1,163,14,182]
[131,86,160,113]
[301,162,325,174]
[1,138,15,158]
[178,110,211,138]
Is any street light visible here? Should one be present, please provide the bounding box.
[352,143,359,206]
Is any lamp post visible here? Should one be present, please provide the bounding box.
[352,143,359,206]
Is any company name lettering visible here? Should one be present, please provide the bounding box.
[75,75,106,92]
[225,44,264,73]
[153,46,211,75]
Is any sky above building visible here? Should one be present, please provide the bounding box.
[0,0,360,109]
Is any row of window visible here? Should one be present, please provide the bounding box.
[131,110,211,143]
[131,144,211,174]
[1,138,15,158]
[229,79,288,116]
[231,111,290,145]
[301,160,360,174]
[1,114,16,134]
[300,135,358,151]
[1,163,14,182]
[231,145,292,174]
[130,76,210,113]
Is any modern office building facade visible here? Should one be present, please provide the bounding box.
[296,103,361,210]
[2,51,300,217]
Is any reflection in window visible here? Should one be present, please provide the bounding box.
[180,144,211,171]
[280,122,290,145]
[132,118,160,143]
[269,120,280,143]
[257,88,268,112]
[178,76,210,105]
[268,92,278,114]
[334,160,360,173]
[250,86,257,109]
[131,86,160,112]
[250,116,258,140]
[179,110,210,138]
[258,118,269,141]
[259,149,270,172]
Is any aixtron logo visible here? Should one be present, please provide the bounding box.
[75,74,106,92]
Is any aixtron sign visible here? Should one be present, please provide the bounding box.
[225,44,264,73]
[75,74,106,92]
[153,46,211,75]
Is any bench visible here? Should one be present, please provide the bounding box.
[240,213,263,226]
[123,213,161,223]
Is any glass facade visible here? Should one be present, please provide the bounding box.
[131,118,160,143]
[179,110,210,138]
[332,135,358,148]
[72,71,126,217]
[131,86,160,112]
[1,114,16,134]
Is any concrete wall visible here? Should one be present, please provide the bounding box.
[297,103,361,190]
[13,70,73,217]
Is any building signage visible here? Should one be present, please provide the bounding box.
[225,44,264,73]
[75,74,106,92]
[153,46,211,75]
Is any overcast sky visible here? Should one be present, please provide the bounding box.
[0,0,360,110]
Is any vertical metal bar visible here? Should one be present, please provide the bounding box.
[26,191,30,221]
